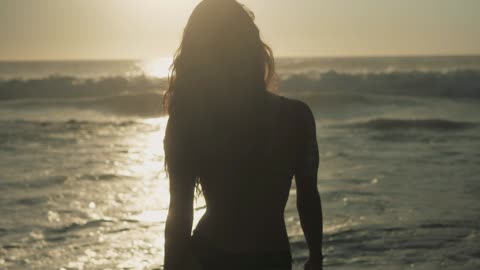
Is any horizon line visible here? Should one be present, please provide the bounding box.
[1,53,480,63]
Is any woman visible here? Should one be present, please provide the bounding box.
[163,0,323,269]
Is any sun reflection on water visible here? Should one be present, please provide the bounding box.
[122,116,205,267]
[58,116,207,269]
[127,117,167,178]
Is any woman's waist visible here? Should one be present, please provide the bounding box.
[193,215,291,253]
[197,208,287,231]
[191,237,292,270]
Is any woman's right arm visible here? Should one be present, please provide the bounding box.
[164,172,195,270]
[163,116,196,270]
[293,102,323,270]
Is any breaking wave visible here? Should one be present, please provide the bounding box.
[1,70,479,117]
[343,118,479,131]
[1,70,479,102]
[280,70,480,99]
[0,75,167,100]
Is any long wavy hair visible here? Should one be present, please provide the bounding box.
[164,0,276,186]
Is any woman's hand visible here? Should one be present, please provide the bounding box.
[184,252,203,270]
[304,256,323,270]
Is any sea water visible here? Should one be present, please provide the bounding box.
[0,56,479,270]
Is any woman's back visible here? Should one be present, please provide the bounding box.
[165,90,319,262]
[194,93,303,253]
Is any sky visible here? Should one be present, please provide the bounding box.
[0,0,479,60]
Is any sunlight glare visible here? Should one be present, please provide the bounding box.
[140,57,173,78]
[126,115,205,240]
[133,210,169,223]
[128,117,168,178]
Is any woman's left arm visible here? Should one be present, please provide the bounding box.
[164,172,195,270]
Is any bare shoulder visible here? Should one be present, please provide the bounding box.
[268,92,314,122]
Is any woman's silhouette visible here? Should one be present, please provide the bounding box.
[163,0,323,269]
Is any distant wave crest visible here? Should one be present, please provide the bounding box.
[1,70,479,102]
[0,75,166,116]
[0,75,167,100]
[280,70,480,99]
[343,118,478,131]
[1,70,479,117]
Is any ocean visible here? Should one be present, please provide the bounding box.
[0,56,479,270]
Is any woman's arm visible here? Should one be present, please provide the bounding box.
[164,172,195,270]
[163,116,196,270]
[296,173,324,269]
[294,102,323,269]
